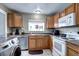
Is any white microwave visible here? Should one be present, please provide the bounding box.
[59,13,76,27]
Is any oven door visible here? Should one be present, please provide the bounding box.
[53,37,66,56]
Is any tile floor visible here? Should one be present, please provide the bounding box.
[21,49,52,56]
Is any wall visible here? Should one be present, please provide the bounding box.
[57,27,79,35]
[0,4,9,12]
[0,4,11,34]
[22,13,50,33]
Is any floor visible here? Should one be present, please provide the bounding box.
[21,49,52,56]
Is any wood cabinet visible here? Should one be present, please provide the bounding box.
[46,16,54,28]
[60,10,66,17]
[75,3,79,25]
[67,42,79,56]
[54,13,60,28]
[29,39,36,49]
[67,48,79,56]
[37,38,43,49]
[59,3,79,27]
[8,12,23,27]
[46,3,79,28]
[42,36,50,49]
[28,35,51,50]
[65,4,75,15]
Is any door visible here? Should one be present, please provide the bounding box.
[65,4,75,15]
[46,16,54,28]
[36,38,43,50]
[8,13,14,27]
[60,10,66,18]
[8,12,22,27]
[29,39,36,50]
[42,37,49,49]
[54,13,60,28]
[14,14,22,27]
[67,48,79,56]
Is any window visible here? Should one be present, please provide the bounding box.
[28,21,44,31]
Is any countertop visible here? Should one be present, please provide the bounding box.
[8,33,50,37]
[0,33,50,46]
[0,36,16,44]
[67,40,79,46]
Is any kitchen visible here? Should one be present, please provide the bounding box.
[0,3,79,56]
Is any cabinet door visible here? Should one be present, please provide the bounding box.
[14,14,22,27]
[60,10,66,18]
[65,4,75,15]
[67,48,79,56]
[42,37,49,49]
[8,12,22,27]
[75,3,79,25]
[46,16,54,28]
[29,39,36,50]
[36,38,43,50]
[8,13,14,27]
[49,37,53,51]
[54,13,60,28]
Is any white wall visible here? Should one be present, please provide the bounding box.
[57,27,79,35]
[0,4,11,34]
[22,13,50,33]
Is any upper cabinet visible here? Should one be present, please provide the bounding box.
[64,3,79,26]
[65,4,75,15]
[7,12,23,28]
[54,13,60,28]
[58,3,79,27]
[60,10,66,18]
[46,3,79,28]
[75,3,79,25]
[46,16,54,28]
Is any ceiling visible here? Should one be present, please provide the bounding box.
[3,3,71,15]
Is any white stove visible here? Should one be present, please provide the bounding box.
[52,36,67,56]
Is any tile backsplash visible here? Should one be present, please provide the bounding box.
[57,27,79,40]
[57,27,79,34]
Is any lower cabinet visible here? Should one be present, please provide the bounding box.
[67,48,79,56]
[28,35,51,50]
[66,42,79,56]
[36,39,43,49]
[29,39,36,49]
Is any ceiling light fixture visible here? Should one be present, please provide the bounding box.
[35,10,41,14]
[34,8,41,14]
